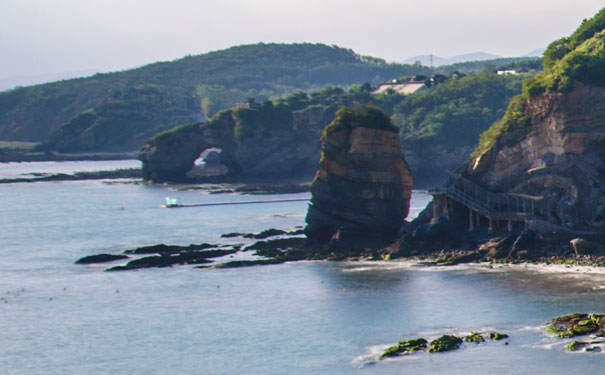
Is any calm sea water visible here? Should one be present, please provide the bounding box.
[2,161,605,374]
[0,159,141,179]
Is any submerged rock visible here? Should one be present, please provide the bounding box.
[546,313,605,338]
[124,243,218,254]
[566,340,591,351]
[75,253,128,264]
[380,338,427,358]
[487,332,509,340]
[428,335,463,353]
[243,229,287,239]
[464,332,485,343]
[305,104,413,249]
[211,259,286,268]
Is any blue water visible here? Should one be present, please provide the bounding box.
[2,161,605,374]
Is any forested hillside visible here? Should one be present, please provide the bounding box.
[0,43,432,150]
[392,73,525,184]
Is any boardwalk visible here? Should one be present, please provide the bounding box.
[429,173,544,231]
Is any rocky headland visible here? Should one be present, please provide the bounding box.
[390,10,605,263]
[138,101,334,183]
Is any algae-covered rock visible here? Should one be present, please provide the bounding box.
[566,340,590,351]
[464,332,485,343]
[546,313,605,338]
[428,335,463,353]
[380,338,427,358]
[487,332,509,340]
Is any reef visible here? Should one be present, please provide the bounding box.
[380,338,427,358]
[428,335,463,353]
[75,242,240,271]
[545,313,605,352]
[545,313,605,338]
[75,254,128,264]
[380,331,508,359]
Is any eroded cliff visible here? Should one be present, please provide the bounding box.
[468,82,605,230]
[305,104,413,249]
[139,103,336,182]
[395,9,605,261]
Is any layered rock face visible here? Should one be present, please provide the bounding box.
[459,12,605,232]
[139,111,239,182]
[305,105,413,248]
[139,105,335,182]
[467,83,605,231]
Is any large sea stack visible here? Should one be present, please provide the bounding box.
[305,104,413,249]
[399,9,605,260]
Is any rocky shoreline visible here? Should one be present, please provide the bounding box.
[0,149,137,163]
[0,168,142,184]
[75,220,605,272]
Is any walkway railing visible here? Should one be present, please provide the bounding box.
[429,173,543,222]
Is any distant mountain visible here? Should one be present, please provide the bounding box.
[524,48,545,57]
[403,52,502,66]
[0,69,102,92]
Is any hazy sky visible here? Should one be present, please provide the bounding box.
[1,0,603,79]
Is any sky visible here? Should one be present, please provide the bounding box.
[0,0,603,81]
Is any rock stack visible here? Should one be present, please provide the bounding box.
[304,104,413,249]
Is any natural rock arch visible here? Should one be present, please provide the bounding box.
[139,111,241,182]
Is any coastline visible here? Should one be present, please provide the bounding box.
[0,149,138,163]
[343,257,605,277]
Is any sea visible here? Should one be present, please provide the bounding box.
[2,160,605,374]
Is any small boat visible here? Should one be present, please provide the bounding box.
[161,197,182,208]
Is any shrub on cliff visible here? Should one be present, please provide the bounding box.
[323,103,398,136]
[523,8,605,97]
[470,8,605,161]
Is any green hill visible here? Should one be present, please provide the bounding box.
[0,43,435,152]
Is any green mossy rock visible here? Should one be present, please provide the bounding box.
[487,332,509,340]
[380,338,428,358]
[546,313,603,338]
[566,340,590,351]
[428,335,463,353]
[464,332,485,343]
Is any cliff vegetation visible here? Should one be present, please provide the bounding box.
[0,43,430,149]
[472,8,605,160]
